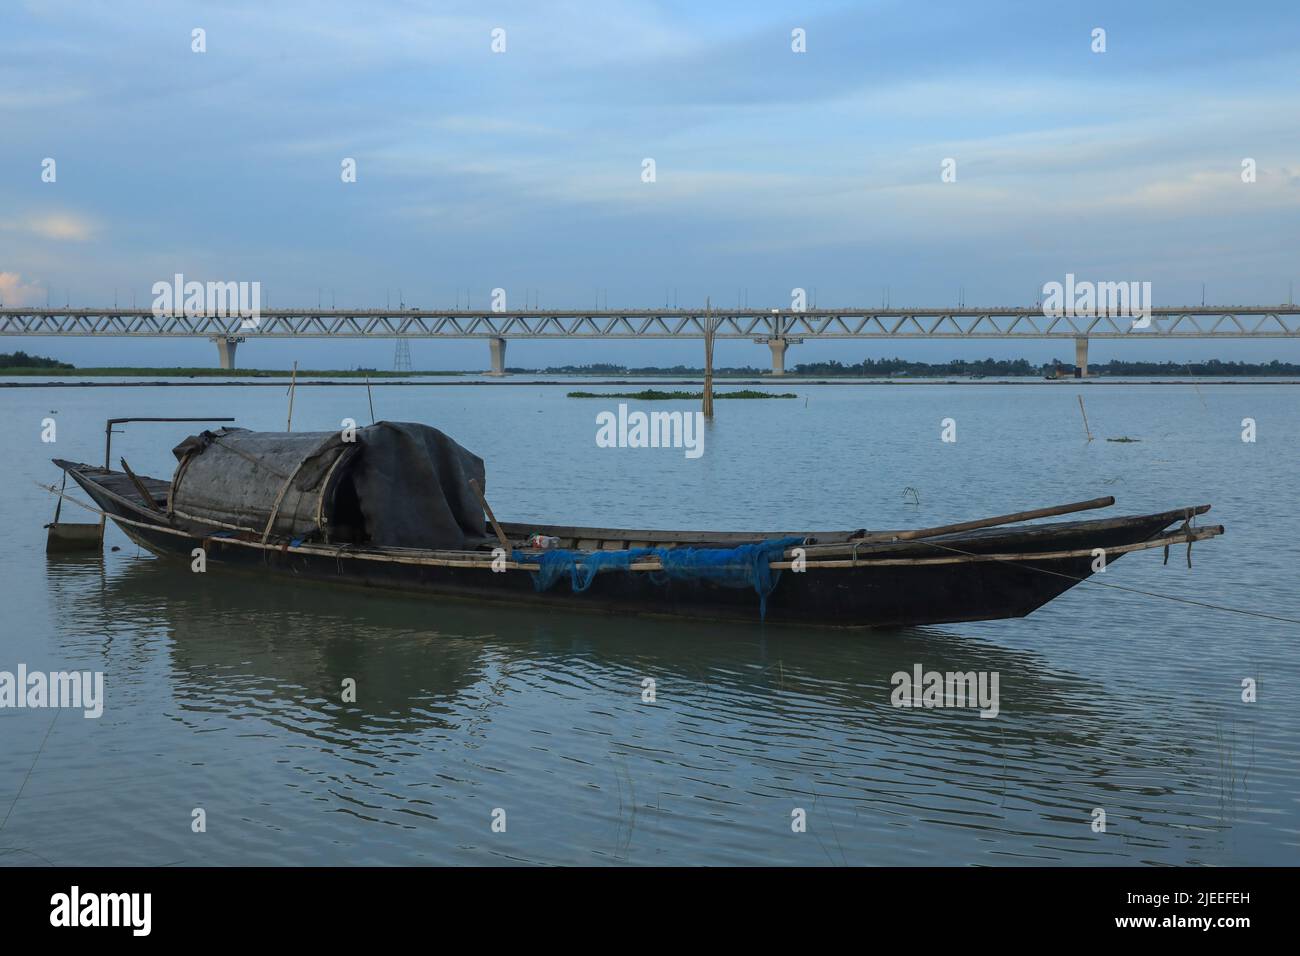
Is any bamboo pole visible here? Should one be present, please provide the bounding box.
[260,457,311,543]
[366,375,376,424]
[702,297,715,420]
[771,526,1225,569]
[51,469,67,525]
[286,361,298,431]
[1077,394,1093,442]
[886,495,1115,540]
[789,495,1118,557]
[468,478,512,553]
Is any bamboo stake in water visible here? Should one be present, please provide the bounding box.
[702,297,715,420]
[1077,394,1093,442]
[286,361,298,431]
[366,375,376,424]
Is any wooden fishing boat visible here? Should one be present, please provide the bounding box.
[45,422,1223,628]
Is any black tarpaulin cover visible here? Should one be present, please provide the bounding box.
[169,421,490,550]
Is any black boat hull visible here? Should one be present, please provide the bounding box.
[57,461,1210,629]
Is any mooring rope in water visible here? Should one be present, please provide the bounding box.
[0,709,60,835]
[920,540,1300,626]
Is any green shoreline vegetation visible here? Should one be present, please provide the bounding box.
[543,358,1300,376]
[5,351,1300,378]
[0,354,459,378]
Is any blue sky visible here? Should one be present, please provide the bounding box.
[1,0,1297,369]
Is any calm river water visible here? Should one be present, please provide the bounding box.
[1,380,1296,865]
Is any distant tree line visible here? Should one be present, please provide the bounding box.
[0,350,73,369]
[544,357,1300,376]
[5,353,1298,377]
[789,357,1037,376]
[543,362,765,375]
[1092,358,1300,376]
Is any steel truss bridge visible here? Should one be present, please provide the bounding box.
[3,306,1298,375]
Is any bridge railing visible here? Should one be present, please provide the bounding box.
[3,307,1300,339]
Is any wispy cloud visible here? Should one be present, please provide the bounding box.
[2,212,98,242]
[0,271,45,306]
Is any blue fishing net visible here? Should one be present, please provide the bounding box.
[513,536,805,619]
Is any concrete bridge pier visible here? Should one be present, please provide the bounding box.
[768,338,788,375]
[210,335,244,369]
[756,336,802,375]
[1074,336,1089,378]
[486,336,508,376]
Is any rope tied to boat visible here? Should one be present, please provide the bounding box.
[45,470,69,528]
[1165,509,1197,567]
[332,543,355,574]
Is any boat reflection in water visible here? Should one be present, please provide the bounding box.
[36,550,1232,866]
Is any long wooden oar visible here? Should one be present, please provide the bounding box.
[790,495,1116,557]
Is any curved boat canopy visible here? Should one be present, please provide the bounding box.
[168,422,490,550]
